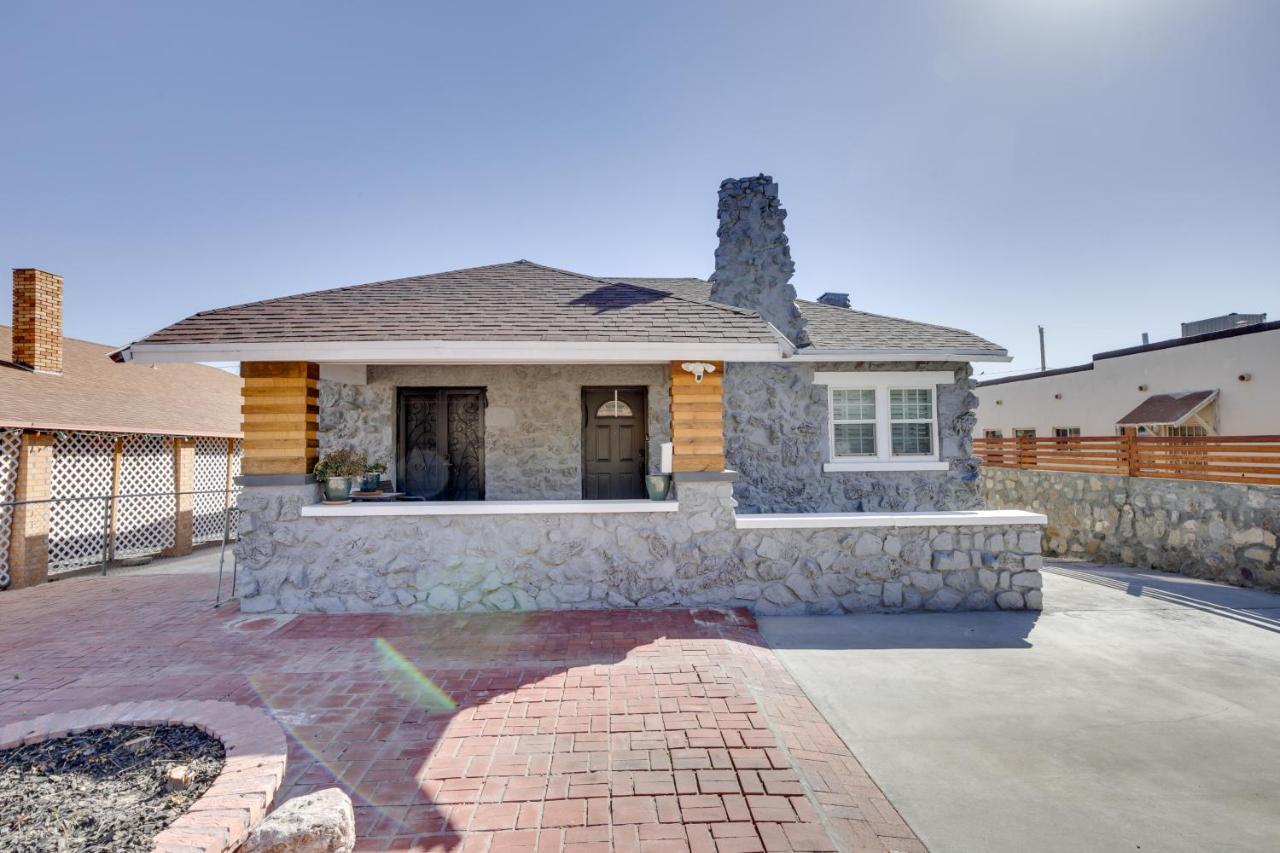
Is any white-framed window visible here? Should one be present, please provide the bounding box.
[813,371,953,472]
[1052,427,1080,438]
[1014,428,1037,438]
[831,389,877,456]
[984,429,1004,439]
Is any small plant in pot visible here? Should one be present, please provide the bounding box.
[313,449,367,502]
[362,460,387,492]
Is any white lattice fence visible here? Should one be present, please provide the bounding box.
[49,431,116,572]
[0,429,22,589]
[194,437,241,544]
[116,434,175,559]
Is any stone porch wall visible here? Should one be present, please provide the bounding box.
[318,364,671,500]
[234,480,1043,614]
[725,362,982,513]
[983,467,1280,591]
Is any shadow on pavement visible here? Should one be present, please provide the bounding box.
[1046,562,1280,635]
[759,608,1041,650]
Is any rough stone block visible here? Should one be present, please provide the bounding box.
[241,787,355,853]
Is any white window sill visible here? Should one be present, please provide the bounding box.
[823,460,951,473]
[735,510,1047,530]
[300,499,679,518]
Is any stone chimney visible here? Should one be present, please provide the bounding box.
[818,292,850,308]
[708,175,810,347]
[11,268,63,374]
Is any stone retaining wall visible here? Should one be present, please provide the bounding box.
[983,467,1280,590]
[235,480,1044,614]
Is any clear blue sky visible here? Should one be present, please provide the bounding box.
[3,1,1277,378]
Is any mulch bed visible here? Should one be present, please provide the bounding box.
[0,724,226,852]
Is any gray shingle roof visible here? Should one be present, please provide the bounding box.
[607,277,1005,356]
[134,262,782,347]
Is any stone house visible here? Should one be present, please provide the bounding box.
[2,269,242,590]
[112,176,1046,614]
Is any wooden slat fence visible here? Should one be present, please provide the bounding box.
[973,435,1280,487]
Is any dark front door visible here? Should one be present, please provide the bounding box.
[582,388,646,499]
[398,388,485,500]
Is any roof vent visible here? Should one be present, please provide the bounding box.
[817,292,850,309]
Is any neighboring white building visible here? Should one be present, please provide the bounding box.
[974,319,1279,438]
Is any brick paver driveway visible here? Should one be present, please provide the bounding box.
[0,573,921,852]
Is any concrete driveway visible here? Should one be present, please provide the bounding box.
[761,562,1280,853]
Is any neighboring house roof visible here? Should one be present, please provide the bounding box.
[979,319,1280,387]
[1116,390,1218,427]
[114,261,1007,363]
[0,326,242,436]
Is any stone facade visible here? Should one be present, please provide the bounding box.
[708,176,810,347]
[725,362,982,513]
[984,467,1280,591]
[234,479,1044,614]
[318,364,671,500]
[320,360,980,513]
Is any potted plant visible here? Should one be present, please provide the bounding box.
[313,449,366,502]
[362,460,387,493]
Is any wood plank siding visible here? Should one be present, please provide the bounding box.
[669,361,725,472]
[240,361,319,476]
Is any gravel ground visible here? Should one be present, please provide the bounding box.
[0,724,225,852]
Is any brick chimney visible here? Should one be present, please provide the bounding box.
[709,175,810,347]
[11,268,64,374]
[818,292,851,308]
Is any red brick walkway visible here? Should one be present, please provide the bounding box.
[0,574,923,853]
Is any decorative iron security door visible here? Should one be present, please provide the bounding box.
[397,388,486,500]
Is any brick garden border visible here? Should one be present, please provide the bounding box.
[0,699,287,853]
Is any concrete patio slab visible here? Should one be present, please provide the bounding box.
[0,573,922,852]
[761,562,1280,853]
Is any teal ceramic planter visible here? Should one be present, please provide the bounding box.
[645,474,671,501]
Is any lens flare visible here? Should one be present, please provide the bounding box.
[374,637,458,712]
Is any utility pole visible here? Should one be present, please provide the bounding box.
[1038,325,1046,372]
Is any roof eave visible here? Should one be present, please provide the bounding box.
[789,347,1011,363]
[114,339,791,365]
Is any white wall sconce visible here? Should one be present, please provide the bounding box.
[1054,393,1063,400]
[680,362,717,383]
[1138,384,1149,392]
[1239,373,1253,382]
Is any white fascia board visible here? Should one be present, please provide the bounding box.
[116,339,788,365]
[812,370,959,386]
[735,509,1047,530]
[790,348,1011,363]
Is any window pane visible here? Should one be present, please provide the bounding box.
[834,423,876,456]
[832,389,875,421]
[891,422,933,455]
[889,388,932,420]
[596,400,633,418]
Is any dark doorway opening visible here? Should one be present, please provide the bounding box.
[397,388,486,500]
[582,387,647,499]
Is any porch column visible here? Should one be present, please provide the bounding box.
[7,432,54,589]
[669,361,726,472]
[240,362,319,478]
[163,437,196,557]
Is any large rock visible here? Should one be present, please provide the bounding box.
[241,787,355,853]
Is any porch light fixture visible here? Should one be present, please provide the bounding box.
[680,362,717,383]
